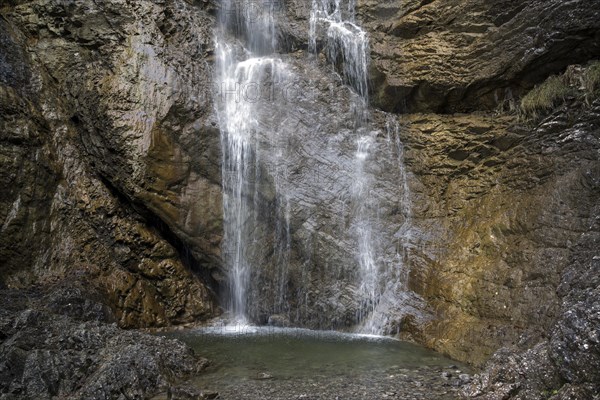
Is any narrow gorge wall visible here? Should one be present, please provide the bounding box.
[0,0,221,327]
[1,1,599,386]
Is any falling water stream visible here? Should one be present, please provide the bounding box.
[216,0,290,321]
[217,0,412,332]
[309,0,392,332]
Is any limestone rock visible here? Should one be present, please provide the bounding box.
[0,284,209,400]
[0,1,218,327]
[359,0,600,113]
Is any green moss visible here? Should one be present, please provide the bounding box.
[541,387,561,399]
[520,75,572,119]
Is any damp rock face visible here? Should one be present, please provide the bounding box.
[359,0,600,113]
[461,240,600,399]
[0,1,599,399]
[0,284,209,400]
[0,0,219,327]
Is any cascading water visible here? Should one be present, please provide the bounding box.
[359,116,414,334]
[310,0,369,102]
[309,0,383,329]
[216,0,290,321]
[352,134,380,324]
[309,0,415,334]
[215,0,413,333]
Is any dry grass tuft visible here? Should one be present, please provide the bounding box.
[520,75,572,120]
[518,61,600,121]
[582,61,600,103]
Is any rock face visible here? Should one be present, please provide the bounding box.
[460,193,600,399]
[0,0,599,398]
[399,91,600,360]
[359,0,600,113]
[0,0,218,327]
[0,284,209,399]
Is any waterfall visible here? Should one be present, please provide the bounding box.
[309,1,414,334]
[352,134,380,325]
[216,0,289,321]
[215,0,412,332]
[360,116,413,334]
[310,0,369,102]
[309,0,384,329]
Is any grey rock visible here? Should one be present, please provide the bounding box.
[0,285,208,400]
[268,314,291,328]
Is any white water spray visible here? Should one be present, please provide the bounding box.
[309,0,384,328]
[309,1,414,334]
[216,0,290,321]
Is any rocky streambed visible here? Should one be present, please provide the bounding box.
[158,366,465,400]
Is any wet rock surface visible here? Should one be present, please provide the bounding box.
[0,0,599,399]
[400,95,600,366]
[461,227,600,399]
[0,0,218,327]
[0,284,209,400]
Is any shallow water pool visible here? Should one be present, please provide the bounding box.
[162,326,468,399]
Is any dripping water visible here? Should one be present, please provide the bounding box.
[309,0,380,329]
[310,1,413,334]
